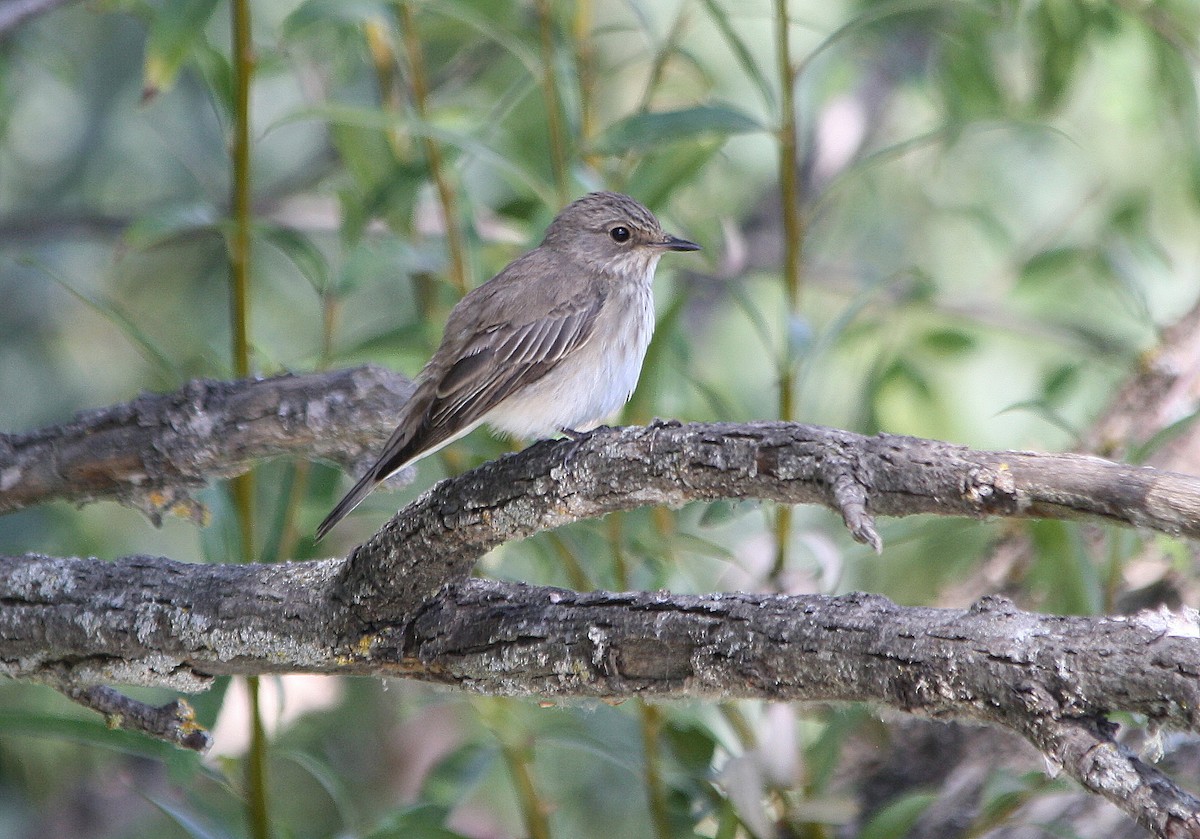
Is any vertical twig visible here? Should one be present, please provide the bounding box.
[546,531,593,591]
[229,3,253,382]
[772,0,804,580]
[364,18,409,158]
[228,2,270,837]
[536,0,570,203]
[398,0,470,295]
[573,0,598,169]
[636,7,688,115]
[640,703,673,839]
[477,699,552,839]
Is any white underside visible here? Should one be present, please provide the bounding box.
[483,277,656,437]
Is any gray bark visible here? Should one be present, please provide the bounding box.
[2,369,1199,836]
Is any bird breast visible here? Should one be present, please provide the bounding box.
[484,277,656,438]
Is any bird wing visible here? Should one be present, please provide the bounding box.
[425,291,605,432]
[314,279,605,543]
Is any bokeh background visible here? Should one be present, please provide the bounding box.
[2,0,1199,837]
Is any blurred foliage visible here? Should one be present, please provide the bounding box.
[2,0,1200,836]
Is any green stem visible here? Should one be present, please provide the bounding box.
[244,674,271,839]
[607,513,630,591]
[573,0,598,169]
[640,703,673,839]
[546,531,592,592]
[637,6,687,115]
[230,1,252,381]
[229,2,269,836]
[398,1,470,296]
[497,732,551,839]
[772,0,803,580]
[536,0,570,203]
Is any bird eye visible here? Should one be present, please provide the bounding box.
[609,226,631,243]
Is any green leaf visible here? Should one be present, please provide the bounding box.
[124,202,220,250]
[1017,246,1094,288]
[857,792,937,839]
[188,41,234,122]
[626,138,723,211]
[698,0,776,115]
[880,358,933,403]
[920,328,975,356]
[23,258,179,382]
[669,531,736,562]
[1030,0,1089,112]
[663,719,718,775]
[1027,519,1101,615]
[283,0,392,36]
[142,0,220,100]
[272,104,557,206]
[1040,363,1081,404]
[258,224,330,294]
[278,749,360,832]
[426,1,540,78]
[1128,407,1200,464]
[976,768,1051,829]
[996,399,1080,440]
[145,792,235,839]
[421,743,499,805]
[592,104,764,155]
[0,711,195,762]
[698,500,751,529]
[366,805,471,839]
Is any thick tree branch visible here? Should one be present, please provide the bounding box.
[0,366,413,522]
[2,554,1198,832]
[5,372,1200,833]
[338,419,1200,614]
[863,297,1200,837]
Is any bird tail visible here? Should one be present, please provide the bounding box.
[314,468,382,542]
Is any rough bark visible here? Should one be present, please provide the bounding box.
[851,299,1200,839]
[0,366,413,522]
[3,370,1200,835]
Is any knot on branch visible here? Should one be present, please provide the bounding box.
[963,462,1021,516]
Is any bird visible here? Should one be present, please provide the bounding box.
[315,191,700,541]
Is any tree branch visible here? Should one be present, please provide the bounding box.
[0,366,413,522]
[337,419,1200,615]
[2,554,1198,832]
[5,371,1200,833]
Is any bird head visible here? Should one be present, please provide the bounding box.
[540,192,700,278]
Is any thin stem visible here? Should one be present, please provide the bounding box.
[398,0,470,295]
[536,0,570,203]
[496,730,551,839]
[229,2,269,837]
[637,6,688,115]
[230,5,253,381]
[607,513,630,591]
[546,531,592,592]
[243,675,271,839]
[363,18,409,159]
[607,4,690,189]
[772,0,803,580]
[640,703,673,839]
[573,0,598,169]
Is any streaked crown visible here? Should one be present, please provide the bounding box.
[539,192,699,277]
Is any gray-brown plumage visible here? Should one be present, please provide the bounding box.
[316,192,699,541]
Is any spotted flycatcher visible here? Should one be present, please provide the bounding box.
[315,191,700,540]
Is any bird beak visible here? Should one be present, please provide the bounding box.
[657,234,701,252]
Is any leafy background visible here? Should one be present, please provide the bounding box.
[1,0,1199,837]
